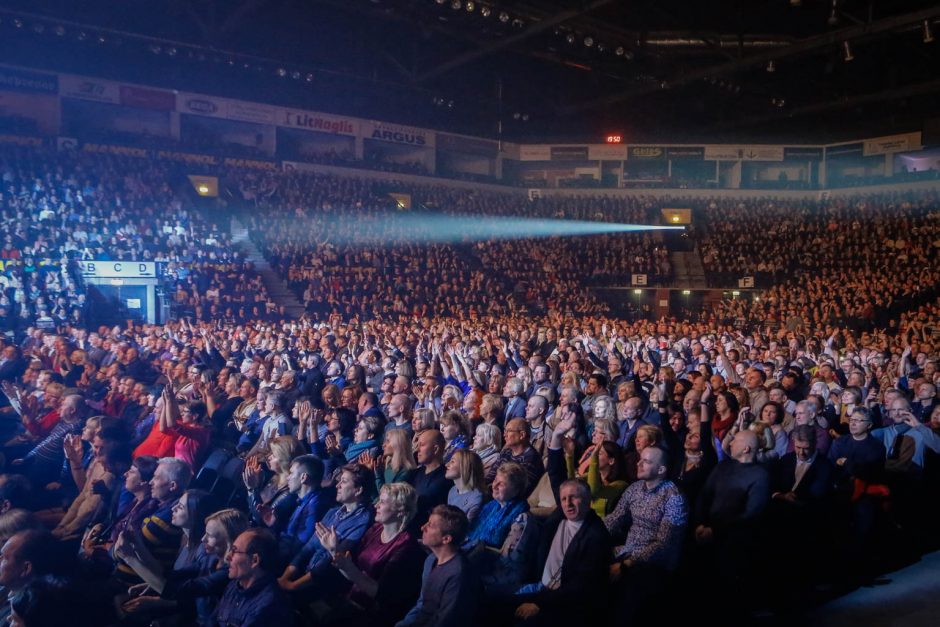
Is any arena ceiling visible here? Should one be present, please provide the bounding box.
[1,0,939,143]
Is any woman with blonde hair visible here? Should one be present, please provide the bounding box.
[122,508,248,626]
[440,384,464,413]
[243,435,305,531]
[323,483,425,626]
[480,393,504,426]
[372,429,417,492]
[445,449,485,522]
[472,422,502,475]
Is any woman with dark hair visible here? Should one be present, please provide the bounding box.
[122,508,248,626]
[325,407,356,455]
[550,410,628,516]
[80,455,160,568]
[708,390,740,445]
[759,400,788,457]
[671,408,716,506]
[115,489,222,621]
[440,410,470,463]
[159,386,212,470]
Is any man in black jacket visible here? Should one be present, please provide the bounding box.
[511,479,611,627]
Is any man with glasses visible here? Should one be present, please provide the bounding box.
[485,418,544,496]
[216,529,294,627]
[828,407,886,484]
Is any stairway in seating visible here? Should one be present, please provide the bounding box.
[231,217,306,318]
[670,248,708,289]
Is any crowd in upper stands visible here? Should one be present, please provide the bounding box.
[0,141,937,627]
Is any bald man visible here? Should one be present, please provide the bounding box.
[694,429,770,545]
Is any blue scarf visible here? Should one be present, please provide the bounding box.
[345,439,380,462]
[466,498,528,548]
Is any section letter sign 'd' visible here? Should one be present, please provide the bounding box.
[79,261,157,279]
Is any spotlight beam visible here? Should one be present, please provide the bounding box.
[295,214,684,246]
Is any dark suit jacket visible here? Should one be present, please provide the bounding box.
[529,509,611,621]
[770,452,835,504]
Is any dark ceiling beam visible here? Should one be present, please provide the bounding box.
[414,0,616,83]
[217,0,268,37]
[708,77,940,132]
[560,5,940,115]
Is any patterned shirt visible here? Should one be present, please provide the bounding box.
[603,479,688,571]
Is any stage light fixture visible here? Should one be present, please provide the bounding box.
[291,71,301,80]
[615,46,624,56]
[766,60,775,72]
[499,11,510,23]
[566,33,576,44]
[451,1,461,10]
[54,25,65,36]
[305,73,314,82]
[32,23,44,34]
[465,1,475,11]
[924,20,935,44]
[277,68,287,77]
[584,36,594,47]
[480,6,491,17]
[166,46,177,55]
[842,40,853,61]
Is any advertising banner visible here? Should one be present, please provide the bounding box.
[366,121,434,148]
[550,146,589,161]
[628,146,666,160]
[153,150,220,166]
[59,75,121,104]
[826,142,864,159]
[436,132,499,156]
[588,144,627,160]
[0,66,58,94]
[0,134,43,147]
[226,100,280,125]
[0,92,60,134]
[783,147,824,160]
[119,85,176,111]
[666,146,705,160]
[519,145,551,161]
[704,145,743,160]
[862,132,921,156]
[740,145,784,161]
[82,142,150,158]
[221,156,278,170]
[282,109,358,136]
[178,93,227,118]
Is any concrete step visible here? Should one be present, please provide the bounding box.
[231,217,306,316]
